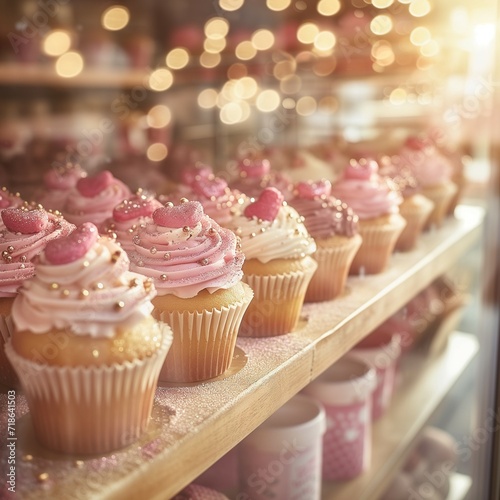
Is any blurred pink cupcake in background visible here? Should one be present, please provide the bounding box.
[288,180,362,301]
[399,136,457,229]
[172,484,230,500]
[331,159,406,275]
[229,157,293,200]
[379,156,434,251]
[63,170,131,226]
[37,163,87,212]
[101,191,163,252]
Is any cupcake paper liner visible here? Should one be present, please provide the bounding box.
[5,329,172,455]
[396,196,435,252]
[350,217,406,276]
[240,257,317,337]
[306,235,362,302]
[0,314,18,387]
[154,283,253,383]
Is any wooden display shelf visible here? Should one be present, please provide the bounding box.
[322,331,479,500]
[0,206,483,500]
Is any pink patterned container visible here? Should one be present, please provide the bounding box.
[303,355,376,481]
[351,331,402,420]
[238,394,326,500]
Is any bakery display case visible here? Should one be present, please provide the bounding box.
[0,0,498,499]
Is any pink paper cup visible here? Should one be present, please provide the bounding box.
[238,394,326,500]
[351,331,402,420]
[303,355,376,481]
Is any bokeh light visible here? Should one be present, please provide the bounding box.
[43,30,71,57]
[55,51,84,78]
[101,6,130,31]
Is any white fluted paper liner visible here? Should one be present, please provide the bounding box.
[0,314,18,387]
[306,234,362,302]
[4,327,172,455]
[154,283,253,383]
[350,216,406,276]
[240,257,318,337]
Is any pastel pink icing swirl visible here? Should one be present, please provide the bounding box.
[101,193,163,252]
[129,201,244,299]
[289,180,359,239]
[330,160,402,220]
[63,170,131,226]
[12,223,156,337]
[0,209,74,297]
[39,163,87,211]
[399,137,453,187]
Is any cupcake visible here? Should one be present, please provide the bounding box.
[379,156,434,251]
[63,169,131,227]
[225,187,318,337]
[0,207,74,387]
[288,180,362,301]
[229,158,293,200]
[129,200,253,383]
[331,159,406,275]
[167,175,245,227]
[101,191,163,253]
[5,223,172,454]
[399,137,457,229]
[37,163,87,212]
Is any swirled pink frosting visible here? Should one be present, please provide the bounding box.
[289,180,359,239]
[128,201,244,299]
[399,137,453,187]
[0,209,74,298]
[101,193,163,253]
[12,224,157,337]
[63,170,131,226]
[38,163,87,211]
[379,156,419,199]
[331,159,402,220]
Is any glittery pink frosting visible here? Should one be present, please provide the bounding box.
[63,170,132,226]
[0,188,24,232]
[331,160,402,220]
[38,164,87,211]
[129,201,244,299]
[0,209,74,298]
[11,224,156,337]
[289,180,359,239]
[101,193,163,252]
[399,137,453,187]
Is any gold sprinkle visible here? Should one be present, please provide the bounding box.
[23,454,33,462]
[208,227,216,235]
[2,251,8,258]
[250,232,256,238]
[83,261,90,268]
[38,473,49,483]
[92,349,99,358]
[180,197,188,203]
[199,258,209,266]
[20,255,27,263]
[19,263,26,269]
[160,274,167,281]
[94,283,104,290]
[183,226,190,233]
[163,252,170,260]
[129,278,141,287]
[61,289,70,298]
[150,247,157,254]
[4,255,11,263]
[7,245,14,254]
[79,289,89,298]
[114,301,125,311]
[50,282,60,290]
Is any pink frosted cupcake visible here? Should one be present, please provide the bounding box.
[5,223,172,454]
[37,163,87,212]
[229,158,293,200]
[0,207,74,387]
[101,192,163,253]
[225,187,318,336]
[331,159,406,275]
[399,137,457,229]
[129,200,253,383]
[63,169,131,226]
[172,484,230,499]
[288,180,362,301]
[166,175,245,227]
[379,156,434,251]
